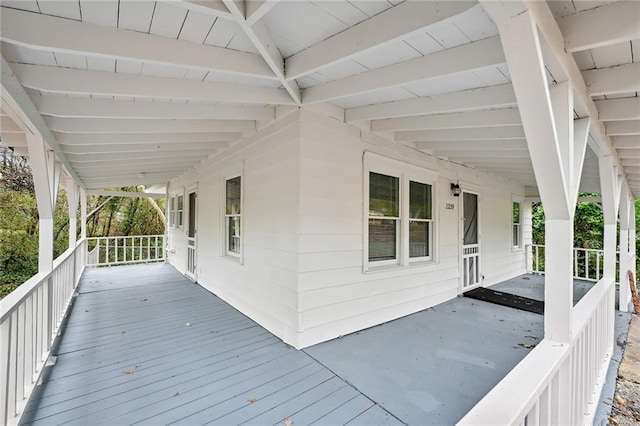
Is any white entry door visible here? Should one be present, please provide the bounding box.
[185,188,197,282]
[461,191,481,290]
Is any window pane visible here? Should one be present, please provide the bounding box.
[410,181,432,219]
[228,217,241,254]
[513,224,519,246]
[226,177,241,215]
[409,221,430,258]
[177,195,184,210]
[513,202,520,223]
[369,172,399,217]
[170,197,175,210]
[368,219,397,261]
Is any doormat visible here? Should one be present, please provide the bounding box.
[464,287,544,315]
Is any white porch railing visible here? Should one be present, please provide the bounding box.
[528,244,618,283]
[0,239,87,426]
[458,277,615,425]
[86,235,165,267]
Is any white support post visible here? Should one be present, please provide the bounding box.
[26,134,56,272]
[80,188,87,240]
[486,8,588,343]
[600,156,622,281]
[631,198,637,292]
[523,200,533,271]
[619,188,631,311]
[67,179,78,249]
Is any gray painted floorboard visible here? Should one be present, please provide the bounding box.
[20,264,399,426]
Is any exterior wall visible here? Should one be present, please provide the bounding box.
[295,109,526,347]
[166,107,528,349]
[167,109,302,344]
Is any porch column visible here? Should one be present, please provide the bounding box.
[619,188,631,311]
[486,8,589,343]
[67,179,78,249]
[80,188,87,240]
[631,199,637,291]
[599,156,622,282]
[26,134,60,272]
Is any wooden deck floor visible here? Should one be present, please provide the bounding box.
[20,264,400,426]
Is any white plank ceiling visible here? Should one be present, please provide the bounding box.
[0,0,638,195]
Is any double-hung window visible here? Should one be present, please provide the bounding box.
[368,172,400,264]
[225,176,242,256]
[512,201,521,248]
[177,194,184,228]
[409,181,433,259]
[169,196,176,228]
[365,154,437,270]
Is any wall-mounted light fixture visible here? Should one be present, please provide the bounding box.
[451,183,461,197]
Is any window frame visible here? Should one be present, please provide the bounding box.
[223,173,243,260]
[177,194,184,228]
[364,153,438,272]
[512,197,523,250]
[169,195,176,228]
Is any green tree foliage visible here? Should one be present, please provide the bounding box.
[532,196,640,279]
[0,147,165,298]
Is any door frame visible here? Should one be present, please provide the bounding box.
[185,183,198,282]
[459,185,482,293]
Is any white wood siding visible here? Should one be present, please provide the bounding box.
[296,109,525,348]
[167,107,528,349]
[167,109,302,344]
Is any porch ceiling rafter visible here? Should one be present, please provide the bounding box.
[10,64,294,105]
[34,95,275,121]
[414,139,528,151]
[284,1,476,80]
[0,57,83,187]
[372,108,521,132]
[605,121,640,136]
[0,7,275,80]
[345,84,517,122]
[245,0,279,26]
[43,117,256,134]
[222,0,300,104]
[86,190,166,199]
[54,132,242,145]
[302,36,506,104]
[165,0,234,19]
[61,141,226,155]
[557,1,640,53]
[395,126,525,142]
[434,150,531,159]
[582,62,640,97]
[612,135,640,149]
[66,150,214,163]
[595,98,640,122]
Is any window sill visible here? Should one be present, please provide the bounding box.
[365,260,438,274]
[511,247,524,253]
[224,254,243,264]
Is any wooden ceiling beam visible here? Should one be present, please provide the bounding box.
[583,63,640,97]
[346,84,517,122]
[285,1,476,79]
[43,117,255,134]
[34,95,275,121]
[0,7,274,79]
[396,126,526,142]
[558,1,640,52]
[11,63,294,105]
[303,36,505,104]
[372,108,520,132]
[54,132,242,145]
